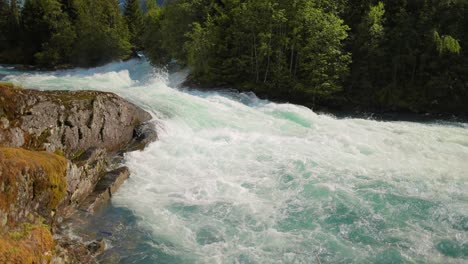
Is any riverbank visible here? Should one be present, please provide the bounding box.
[0,83,157,263]
[182,76,468,124]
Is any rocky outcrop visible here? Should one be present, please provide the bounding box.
[0,83,157,263]
[0,83,152,156]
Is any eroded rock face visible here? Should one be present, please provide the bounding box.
[0,148,68,228]
[0,85,152,157]
[0,84,156,214]
[0,84,158,263]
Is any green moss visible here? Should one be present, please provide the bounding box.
[0,84,23,123]
[0,82,23,90]
[71,149,87,161]
[29,129,52,151]
[0,147,68,211]
[54,149,65,157]
[0,224,54,263]
[9,221,50,241]
[50,90,99,109]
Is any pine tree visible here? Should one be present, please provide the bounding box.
[0,0,8,50]
[72,0,131,66]
[141,1,167,65]
[6,0,21,46]
[21,0,75,66]
[124,0,144,48]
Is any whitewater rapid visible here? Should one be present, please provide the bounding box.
[1,60,467,263]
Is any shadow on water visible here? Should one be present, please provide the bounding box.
[179,85,468,125]
[74,203,185,264]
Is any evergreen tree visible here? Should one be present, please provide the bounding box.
[0,0,9,50]
[0,0,23,63]
[5,0,21,47]
[141,1,167,65]
[124,0,144,48]
[0,0,466,113]
[343,0,467,113]
[72,0,131,66]
[59,0,79,20]
[22,0,75,66]
[155,0,350,105]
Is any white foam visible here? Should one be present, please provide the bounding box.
[2,59,467,263]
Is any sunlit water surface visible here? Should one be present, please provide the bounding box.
[1,61,467,263]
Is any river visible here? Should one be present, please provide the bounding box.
[1,59,467,263]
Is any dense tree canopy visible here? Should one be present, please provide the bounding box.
[72,0,131,66]
[144,0,351,104]
[0,0,467,114]
[124,0,144,48]
[0,0,132,67]
[344,0,468,113]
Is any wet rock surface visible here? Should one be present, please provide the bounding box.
[0,84,157,263]
[80,167,130,214]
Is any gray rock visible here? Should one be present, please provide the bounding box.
[0,117,9,129]
[87,239,106,255]
[79,167,130,214]
[0,86,153,157]
[127,121,159,151]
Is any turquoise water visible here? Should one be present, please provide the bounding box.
[1,61,467,263]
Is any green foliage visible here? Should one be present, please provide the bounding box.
[0,0,133,67]
[125,0,144,48]
[345,0,468,113]
[21,0,76,66]
[140,0,466,113]
[434,31,461,55]
[292,1,350,100]
[185,21,213,76]
[6,0,21,44]
[72,0,131,67]
[0,1,8,50]
[0,0,467,114]
[34,18,76,67]
[141,2,167,66]
[366,2,385,40]
[0,0,22,62]
[147,0,350,104]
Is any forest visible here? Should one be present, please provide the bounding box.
[1,0,467,114]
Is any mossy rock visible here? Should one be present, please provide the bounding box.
[0,82,23,90]
[0,84,26,124]
[0,223,54,263]
[0,147,68,214]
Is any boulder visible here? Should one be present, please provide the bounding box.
[0,84,152,157]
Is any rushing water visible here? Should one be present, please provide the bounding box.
[1,60,467,263]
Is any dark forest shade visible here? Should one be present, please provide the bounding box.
[141,0,468,114]
[0,0,467,114]
[0,0,132,67]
